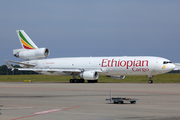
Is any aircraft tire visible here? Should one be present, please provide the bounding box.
[88,80,94,83]
[80,79,85,83]
[70,79,74,83]
[87,80,98,83]
[148,80,153,84]
[74,79,80,83]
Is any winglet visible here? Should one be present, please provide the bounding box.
[5,61,14,71]
[16,30,38,49]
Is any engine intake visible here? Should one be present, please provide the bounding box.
[79,71,99,80]
[13,48,50,59]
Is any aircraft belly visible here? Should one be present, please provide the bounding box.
[40,71,70,76]
[105,67,125,75]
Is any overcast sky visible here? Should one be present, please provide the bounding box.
[0,0,180,65]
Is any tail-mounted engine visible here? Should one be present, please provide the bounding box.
[13,48,50,59]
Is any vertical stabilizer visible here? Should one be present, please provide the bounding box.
[16,30,38,49]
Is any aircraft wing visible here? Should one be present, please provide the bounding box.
[6,60,36,67]
[18,68,82,73]
[173,63,180,70]
[17,68,102,73]
[5,60,102,73]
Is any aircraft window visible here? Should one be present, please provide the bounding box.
[163,61,172,64]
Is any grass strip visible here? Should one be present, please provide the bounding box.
[0,73,180,83]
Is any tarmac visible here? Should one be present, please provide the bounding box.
[0,82,180,120]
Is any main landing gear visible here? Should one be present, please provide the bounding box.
[69,79,85,83]
[69,79,98,83]
[148,75,153,84]
[69,74,85,83]
[69,74,98,83]
[87,80,98,83]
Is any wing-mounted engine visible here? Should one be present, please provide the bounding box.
[13,48,50,59]
[108,75,125,79]
[79,71,99,80]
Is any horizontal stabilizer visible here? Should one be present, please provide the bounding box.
[173,63,180,70]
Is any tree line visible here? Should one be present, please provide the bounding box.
[0,65,38,75]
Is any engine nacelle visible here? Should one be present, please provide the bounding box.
[109,75,125,79]
[79,71,99,80]
[13,48,50,59]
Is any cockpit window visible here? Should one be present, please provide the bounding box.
[163,61,172,64]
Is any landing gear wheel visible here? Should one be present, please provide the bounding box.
[70,79,74,83]
[87,80,98,83]
[94,80,98,83]
[74,79,80,83]
[80,79,85,83]
[148,76,153,84]
[148,80,153,84]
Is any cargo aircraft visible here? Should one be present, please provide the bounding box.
[5,30,176,84]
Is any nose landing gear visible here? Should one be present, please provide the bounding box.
[148,75,153,84]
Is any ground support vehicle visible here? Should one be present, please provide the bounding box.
[105,90,138,104]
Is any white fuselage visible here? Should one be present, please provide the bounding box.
[25,56,175,76]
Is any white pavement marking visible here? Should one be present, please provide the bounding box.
[33,109,62,115]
